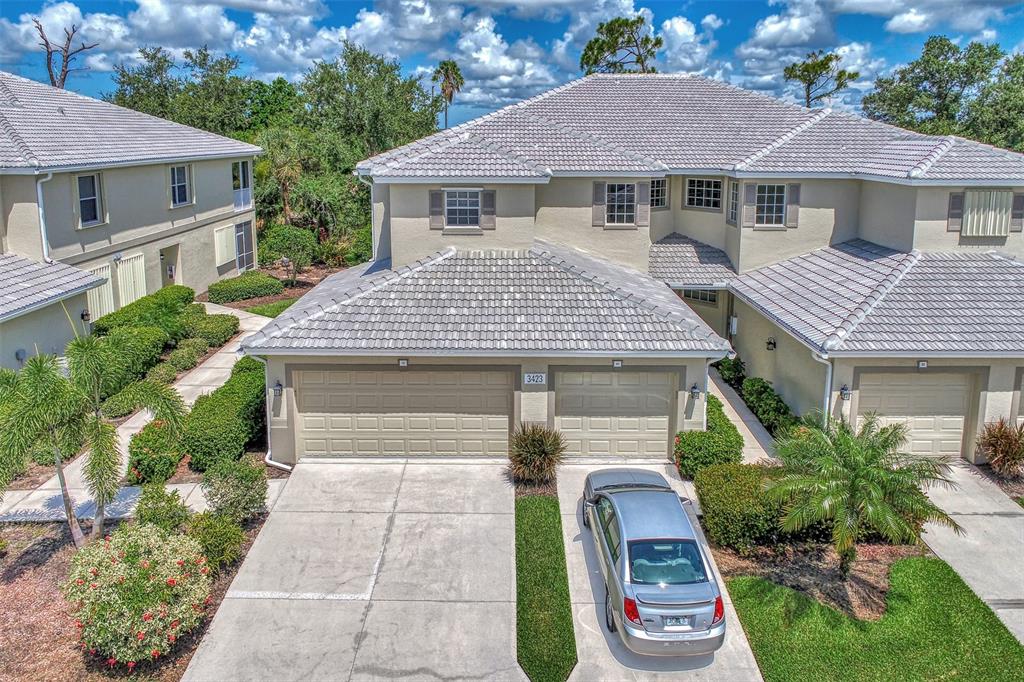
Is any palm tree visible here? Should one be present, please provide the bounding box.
[766,413,964,576]
[256,126,305,224]
[432,59,464,129]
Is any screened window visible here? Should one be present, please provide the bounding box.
[651,178,667,208]
[445,190,480,226]
[77,174,102,226]
[755,184,786,226]
[686,178,722,209]
[606,183,636,224]
[682,289,718,305]
[727,181,739,224]
[170,165,191,207]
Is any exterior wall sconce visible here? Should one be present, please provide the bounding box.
[766,337,777,351]
[273,381,283,397]
[612,359,623,368]
[839,384,851,401]
[689,383,701,400]
[81,309,91,323]
[398,358,409,368]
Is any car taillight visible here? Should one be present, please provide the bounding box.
[623,597,642,625]
[712,595,724,625]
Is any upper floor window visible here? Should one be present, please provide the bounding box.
[755,184,786,226]
[232,160,252,211]
[77,173,103,227]
[681,289,718,305]
[727,181,739,225]
[685,178,722,209]
[170,165,191,207]
[606,183,636,224]
[650,178,668,209]
[445,190,480,226]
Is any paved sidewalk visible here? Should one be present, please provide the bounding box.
[709,369,775,463]
[923,462,1024,643]
[0,305,271,523]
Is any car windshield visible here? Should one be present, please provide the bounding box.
[628,540,708,585]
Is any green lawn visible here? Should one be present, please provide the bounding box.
[729,557,1024,682]
[244,297,298,318]
[515,495,577,682]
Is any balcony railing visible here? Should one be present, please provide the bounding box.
[234,187,253,211]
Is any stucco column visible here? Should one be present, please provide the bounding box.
[518,362,550,428]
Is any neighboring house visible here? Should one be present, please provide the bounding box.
[0,71,260,368]
[244,73,1024,466]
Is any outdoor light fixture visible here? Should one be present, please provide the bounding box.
[689,384,701,400]
[839,384,851,401]
[766,337,777,351]
[80,309,91,323]
[398,358,409,367]
[612,359,623,368]
[273,381,283,397]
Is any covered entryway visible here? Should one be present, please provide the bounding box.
[857,372,972,457]
[294,369,512,457]
[554,370,675,458]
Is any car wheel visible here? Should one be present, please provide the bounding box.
[582,506,590,529]
[604,588,617,633]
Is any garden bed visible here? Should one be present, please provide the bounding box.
[197,264,344,311]
[6,454,84,490]
[164,450,290,485]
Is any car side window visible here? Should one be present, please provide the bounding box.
[596,498,621,562]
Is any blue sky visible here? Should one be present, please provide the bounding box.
[2,1,1023,126]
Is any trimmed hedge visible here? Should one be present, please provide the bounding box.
[177,337,209,356]
[181,363,265,471]
[92,285,194,338]
[694,463,781,554]
[101,326,169,398]
[675,394,744,479]
[167,345,202,372]
[146,362,178,384]
[207,271,283,304]
[230,356,264,377]
[741,377,799,436]
[188,314,239,347]
[127,419,182,484]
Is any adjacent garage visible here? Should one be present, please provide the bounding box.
[294,369,513,457]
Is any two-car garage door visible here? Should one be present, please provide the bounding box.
[857,373,972,457]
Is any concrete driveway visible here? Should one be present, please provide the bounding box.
[556,463,763,682]
[184,460,524,682]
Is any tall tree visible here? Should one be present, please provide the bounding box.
[106,47,179,120]
[432,59,464,129]
[33,20,98,88]
[255,126,309,224]
[246,77,302,131]
[963,53,1024,153]
[862,36,1004,135]
[580,16,662,75]
[784,49,859,108]
[175,47,249,136]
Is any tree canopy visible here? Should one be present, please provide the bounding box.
[784,50,859,108]
[580,16,662,75]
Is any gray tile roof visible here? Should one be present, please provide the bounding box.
[0,253,104,322]
[0,71,259,171]
[730,239,1024,355]
[648,234,736,287]
[243,240,730,356]
[358,74,1024,183]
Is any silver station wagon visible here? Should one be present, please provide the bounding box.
[583,468,726,657]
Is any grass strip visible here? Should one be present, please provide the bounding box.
[244,297,298,318]
[515,494,577,682]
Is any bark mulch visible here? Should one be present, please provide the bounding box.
[712,542,931,621]
[7,458,81,491]
[197,264,347,310]
[165,451,290,485]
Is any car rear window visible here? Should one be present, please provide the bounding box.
[628,540,708,585]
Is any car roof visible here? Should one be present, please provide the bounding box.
[607,490,696,541]
[587,468,672,493]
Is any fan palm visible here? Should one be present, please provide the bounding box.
[766,413,964,576]
[431,59,464,129]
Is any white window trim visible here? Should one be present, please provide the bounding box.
[727,180,739,225]
[232,160,253,212]
[444,188,482,228]
[605,182,638,226]
[169,164,193,209]
[74,171,107,229]
[650,177,668,210]
[684,177,723,211]
[754,183,787,227]
[681,289,718,305]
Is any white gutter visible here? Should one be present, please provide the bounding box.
[239,347,733,360]
[810,351,833,423]
[245,354,292,472]
[2,150,263,176]
[35,172,54,263]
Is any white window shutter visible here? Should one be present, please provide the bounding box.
[117,253,147,307]
[214,225,236,265]
[86,264,114,319]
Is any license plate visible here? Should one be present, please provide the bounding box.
[665,616,690,627]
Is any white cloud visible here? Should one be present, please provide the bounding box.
[658,15,720,74]
[884,7,930,33]
[830,0,1015,34]
[701,14,723,32]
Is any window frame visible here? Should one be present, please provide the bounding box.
[727,180,739,225]
[444,189,482,228]
[681,289,718,305]
[169,164,192,208]
[684,177,723,211]
[232,160,253,212]
[596,497,621,563]
[605,182,637,225]
[650,177,668,210]
[754,183,787,227]
[75,172,105,229]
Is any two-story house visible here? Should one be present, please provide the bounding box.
[243,74,1024,467]
[0,72,260,369]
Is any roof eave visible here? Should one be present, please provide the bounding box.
[824,349,1024,359]
[0,149,262,175]
[0,277,103,324]
[241,347,731,359]
[364,175,551,184]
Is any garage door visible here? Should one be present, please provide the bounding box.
[555,370,675,458]
[858,373,971,457]
[295,369,512,457]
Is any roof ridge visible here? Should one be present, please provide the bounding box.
[909,135,955,178]
[822,247,921,351]
[528,112,668,171]
[735,108,831,170]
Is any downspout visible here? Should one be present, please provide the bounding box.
[354,172,375,261]
[246,353,292,472]
[35,172,54,263]
[811,351,833,423]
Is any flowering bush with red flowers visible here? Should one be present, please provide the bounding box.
[63,523,211,668]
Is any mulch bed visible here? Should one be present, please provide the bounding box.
[196,264,346,310]
[0,514,268,682]
[164,451,290,485]
[712,542,931,621]
[7,456,84,491]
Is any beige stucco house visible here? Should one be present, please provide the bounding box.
[0,71,259,368]
[244,73,1024,466]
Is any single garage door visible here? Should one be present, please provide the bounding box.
[555,370,675,458]
[858,372,972,457]
[295,369,512,457]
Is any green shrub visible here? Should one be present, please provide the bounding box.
[316,238,349,267]
[127,420,182,484]
[189,314,239,347]
[92,285,193,338]
[508,423,567,484]
[345,224,373,265]
[101,381,143,419]
[101,326,170,397]
[179,303,207,335]
[201,455,268,522]
[675,394,744,479]
[135,484,190,532]
[64,523,210,667]
[207,271,284,304]
[714,356,747,389]
[181,367,265,471]
[976,418,1024,478]
[259,225,316,284]
[186,512,245,572]
[741,377,799,436]
[695,463,781,554]
[177,337,209,356]
[145,362,179,384]
[152,284,196,308]
[230,356,264,377]
[167,346,202,372]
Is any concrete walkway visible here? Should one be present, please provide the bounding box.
[708,369,775,463]
[0,304,271,523]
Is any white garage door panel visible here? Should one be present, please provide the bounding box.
[858,373,970,458]
[555,370,674,458]
[296,370,511,457]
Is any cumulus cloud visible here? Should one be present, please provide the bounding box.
[658,15,721,74]
[830,0,1015,34]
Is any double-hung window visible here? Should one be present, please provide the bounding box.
[170,165,191,207]
[77,173,103,227]
[445,190,481,226]
[727,181,739,224]
[685,178,722,209]
[755,184,786,226]
[650,178,667,208]
[232,160,252,211]
[606,183,636,224]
